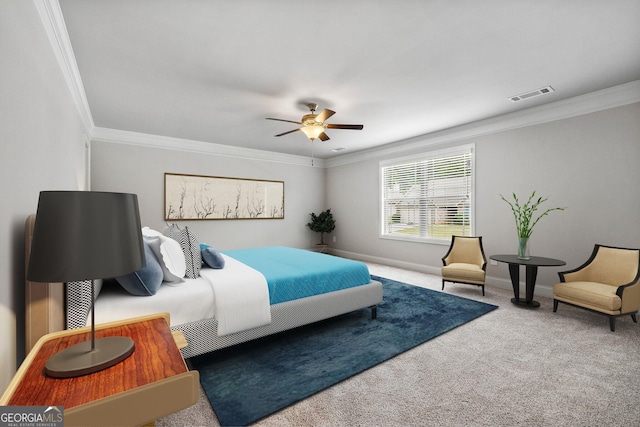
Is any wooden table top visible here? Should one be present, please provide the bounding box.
[490,254,566,267]
[6,315,188,409]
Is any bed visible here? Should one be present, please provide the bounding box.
[24,215,383,359]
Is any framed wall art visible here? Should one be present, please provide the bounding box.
[164,173,284,220]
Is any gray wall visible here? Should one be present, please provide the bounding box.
[326,102,640,295]
[0,2,87,390]
[90,140,326,250]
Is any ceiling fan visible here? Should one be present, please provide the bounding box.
[266,103,363,141]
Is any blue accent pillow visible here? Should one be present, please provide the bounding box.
[201,243,225,269]
[115,241,164,296]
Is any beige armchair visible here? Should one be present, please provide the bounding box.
[441,236,487,296]
[553,244,640,331]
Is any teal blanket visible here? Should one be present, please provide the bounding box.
[222,246,371,304]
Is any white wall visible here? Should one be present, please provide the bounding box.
[327,102,640,295]
[90,140,326,250]
[0,1,87,391]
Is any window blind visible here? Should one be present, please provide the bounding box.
[380,146,474,241]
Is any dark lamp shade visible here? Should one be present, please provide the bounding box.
[27,191,145,283]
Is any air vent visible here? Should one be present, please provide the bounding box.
[509,86,555,102]
[331,147,347,152]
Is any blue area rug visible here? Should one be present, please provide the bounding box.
[190,275,498,426]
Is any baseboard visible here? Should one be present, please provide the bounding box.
[331,248,554,299]
[331,248,442,276]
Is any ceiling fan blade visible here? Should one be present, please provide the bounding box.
[275,128,301,137]
[318,132,330,141]
[266,118,302,125]
[315,109,336,123]
[325,124,364,130]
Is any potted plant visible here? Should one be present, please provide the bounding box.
[500,191,565,259]
[306,209,336,245]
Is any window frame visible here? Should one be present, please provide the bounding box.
[379,144,475,245]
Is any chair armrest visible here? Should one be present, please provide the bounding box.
[619,280,640,314]
[442,247,454,266]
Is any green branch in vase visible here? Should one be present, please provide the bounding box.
[500,191,566,238]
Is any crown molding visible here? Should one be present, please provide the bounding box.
[36,0,317,167]
[326,80,640,168]
[35,0,94,134]
[37,0,637,170]
[92,79,638,170]
[91,127,324,168]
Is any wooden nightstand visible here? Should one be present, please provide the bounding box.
[0,313,199,426]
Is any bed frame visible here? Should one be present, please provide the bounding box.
[24,215,383,358]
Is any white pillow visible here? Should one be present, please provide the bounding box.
[141,227,186,283]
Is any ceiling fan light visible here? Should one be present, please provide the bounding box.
[301,125,324,140]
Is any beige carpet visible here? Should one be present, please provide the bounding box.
[157,263,640,427]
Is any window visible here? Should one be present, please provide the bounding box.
[380,145,474,242]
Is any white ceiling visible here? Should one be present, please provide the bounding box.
[58,0,640,159]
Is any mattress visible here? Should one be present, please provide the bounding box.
[92,274,215,326]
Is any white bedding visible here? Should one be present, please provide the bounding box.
[200,255,271,336]
[91,254,272,335]
[92,274,215,326]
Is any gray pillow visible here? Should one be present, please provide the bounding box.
[115,241,164,296]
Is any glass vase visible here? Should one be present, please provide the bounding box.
[518,237,530,260]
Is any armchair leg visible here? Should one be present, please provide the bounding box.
[609,316,616,332]
[442,280,445,291]
[631,313,638,324]
[481,285,485,296]
[553,299,558,312]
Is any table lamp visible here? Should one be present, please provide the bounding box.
[27,191,145,378]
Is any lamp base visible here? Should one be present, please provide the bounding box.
[45,336,135,378]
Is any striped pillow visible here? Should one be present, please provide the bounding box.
[164,224,201,279]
